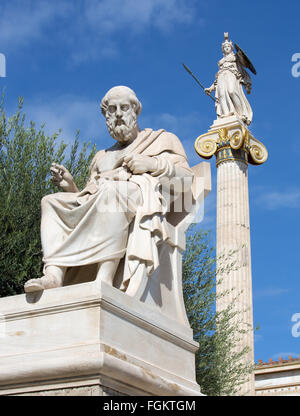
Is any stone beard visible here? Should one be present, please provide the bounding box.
[106,106,138,143]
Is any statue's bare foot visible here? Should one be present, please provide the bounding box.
[24,278,45,293]
[241,115,249,124]
[24,274,62,293]
[96,259,119,285]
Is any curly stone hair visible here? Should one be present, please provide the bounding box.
[100,86,142,117]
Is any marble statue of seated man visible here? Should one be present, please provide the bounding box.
[24,86,193,293]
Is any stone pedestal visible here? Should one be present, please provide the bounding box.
[0,281,201,396]
[195,116,268,395]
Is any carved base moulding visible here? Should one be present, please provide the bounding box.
[0,281,202,396]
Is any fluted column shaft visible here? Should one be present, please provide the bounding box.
[216,158,254,395]
[195,120,268,396]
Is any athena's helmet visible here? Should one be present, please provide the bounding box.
[222,32,234,53]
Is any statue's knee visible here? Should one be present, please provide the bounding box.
[41,194,53,208]
[97,182,119,212]
[101,181,118,199]
[228,88,236,97]
[102,181,133,199]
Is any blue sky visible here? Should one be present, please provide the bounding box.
[0,0,299,363]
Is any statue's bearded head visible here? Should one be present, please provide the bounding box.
[101,86,142,144]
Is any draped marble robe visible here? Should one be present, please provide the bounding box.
[41,128,193,290]
[214,52,253,125]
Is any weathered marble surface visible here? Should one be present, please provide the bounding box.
[0,281,203,396]
[16,385,121,396]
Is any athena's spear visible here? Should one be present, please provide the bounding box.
[182,63,216,103]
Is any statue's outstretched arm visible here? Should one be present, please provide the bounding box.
[205,81,216,95]
[50,163,79,193]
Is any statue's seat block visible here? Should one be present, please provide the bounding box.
[0,282,202,396]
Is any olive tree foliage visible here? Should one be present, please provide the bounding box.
[182,228,254,396]
[0,98,96,297]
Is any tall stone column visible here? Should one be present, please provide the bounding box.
[195,116,268,395]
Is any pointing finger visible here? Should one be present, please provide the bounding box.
[127,160,134,169]
[50,166,59,174]
[123,155,134,163]
[56,164,67,172]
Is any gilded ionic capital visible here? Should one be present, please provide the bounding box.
[194,121,268,167]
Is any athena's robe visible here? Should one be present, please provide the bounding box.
[41,128,193,289]
[215,53,253,125]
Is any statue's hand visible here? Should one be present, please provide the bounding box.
[205,87,212,95]
[50,163,78,192]
[102,167,132,181]
[123,154,158,174]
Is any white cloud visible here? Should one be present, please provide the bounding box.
[85,0,194,34]
[254,187,300,209]
[0,1,70,49]
[0,0,197,61]
[20,94,108,148]
[254,333,263,344]
[254,287,289,298]
[72,0,197,63]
